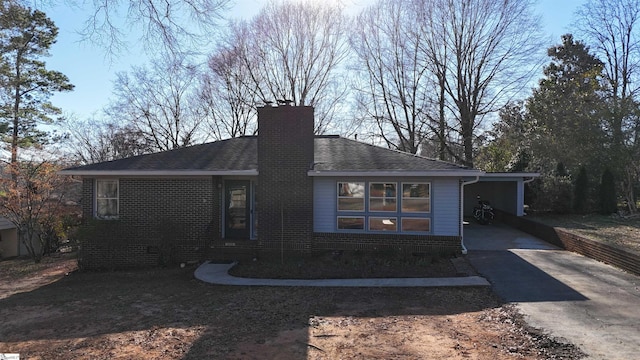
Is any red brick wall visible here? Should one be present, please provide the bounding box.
[313,232,460,254]
[78,177,217,269]
[257,106,315,252]
[81,178,93,220]
[497,210,640,276]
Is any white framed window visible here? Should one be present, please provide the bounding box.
[369,183,397,212]
[337,182,365,211]
[369,217,397,231]
[401,218,430,232]
[337,216,365,230]
[335,180,433,234]
[401,182,430,213]
[95,179,119,219]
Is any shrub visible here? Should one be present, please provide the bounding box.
[599,168,617,214]
[573,166,589,213]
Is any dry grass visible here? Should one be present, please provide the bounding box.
[0,254,584,359]
[529,213,640,255]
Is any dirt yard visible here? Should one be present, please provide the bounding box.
[0,254,584,359]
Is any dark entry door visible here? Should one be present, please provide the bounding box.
[225,180,250,239]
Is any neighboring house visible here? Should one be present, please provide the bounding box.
[0,217,18,259]
[60,106,536,269]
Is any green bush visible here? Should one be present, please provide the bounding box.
[573,166,589,213]
[533,173,573,213]
[599,168,617,214]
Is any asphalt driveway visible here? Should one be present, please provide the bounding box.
[465,222,640,360]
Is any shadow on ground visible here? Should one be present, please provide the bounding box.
[465,223,588,303]
[0,266,507,359]
[467,250,589,302]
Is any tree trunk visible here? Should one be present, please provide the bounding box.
[11,54,21,166]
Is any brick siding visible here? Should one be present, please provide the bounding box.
[78,105,465,268]
[313,232,461,254]
[257,106,315,252]
[81,178,93,220]
[78,178,217,269]
[497,210,640,276]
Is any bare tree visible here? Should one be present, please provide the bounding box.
[575,0,640,212]
[350,0,438,154]
[78,0,230,58]
[197,44,258,140]
[61,115,154,164]
[108,54,205,151]
[228,0,349,133]
[351,0,543,164]
[436,0,544,167]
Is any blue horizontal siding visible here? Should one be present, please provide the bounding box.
[432,179,460,236]
[313,178,336,232]
[313,177,461,236]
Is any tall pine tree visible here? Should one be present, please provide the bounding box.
[526,34,607,176]
[0,3,74,163]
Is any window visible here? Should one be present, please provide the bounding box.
[369,183,396,211]
[369,217,397,231]
[401,218,430,232]
[96,179,119,219]
[335,180,432,234]
[337,216,365,230]
[337,182,365,211]
[402,183,430,213]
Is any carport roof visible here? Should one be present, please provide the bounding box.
[477,173,540,181]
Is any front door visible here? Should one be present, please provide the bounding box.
[225,180,251,239]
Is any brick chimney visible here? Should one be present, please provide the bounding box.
[257,105,314,253]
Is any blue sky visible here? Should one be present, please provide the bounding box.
[45,0,586,121]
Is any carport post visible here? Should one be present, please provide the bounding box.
[460,175,480,254]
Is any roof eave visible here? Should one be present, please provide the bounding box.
[307,170,485,177]
[482,172,541,178]
[58,169,259,176]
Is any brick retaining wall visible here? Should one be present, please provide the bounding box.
[496,210,640,276]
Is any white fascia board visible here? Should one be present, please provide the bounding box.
[479,172,541,182]
[57,169,259,177]
[307,170,485,177]
[482,172,540,178]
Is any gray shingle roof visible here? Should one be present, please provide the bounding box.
[313,136,469,172]
[61,136,474,175]
[64,137,258,172]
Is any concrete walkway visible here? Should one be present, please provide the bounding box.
[465,222,640,360]
[194,261,490,287]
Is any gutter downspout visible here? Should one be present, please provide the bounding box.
[460,176,480,255]
[523,177,536,184]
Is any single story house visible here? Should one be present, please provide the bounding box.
[0,217,18,259]
[60,105,536,269]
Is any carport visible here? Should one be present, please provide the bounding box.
[463,173,539,217]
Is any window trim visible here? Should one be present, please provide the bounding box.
[368,216,398,232]
[95,179,119,220]
[337,216,365,230]
[400,217,431,233]
[334,180,433,234]
[337,181,365,212]
[401,182,431,214]
[369,182,397,212]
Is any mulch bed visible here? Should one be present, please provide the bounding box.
[229,251,460,279]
